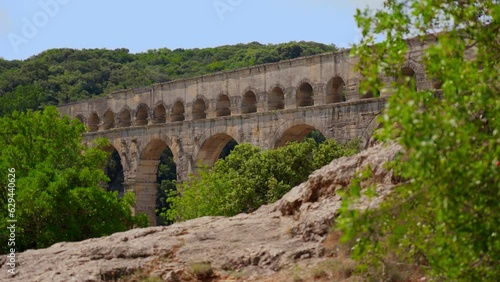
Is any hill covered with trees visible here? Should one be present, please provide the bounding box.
[0,41,337,116]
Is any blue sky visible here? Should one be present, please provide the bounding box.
[0,0,383,61]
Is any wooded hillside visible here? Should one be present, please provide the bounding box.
[0,41,337,116]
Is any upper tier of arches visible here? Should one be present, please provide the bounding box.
[74,66,421,132]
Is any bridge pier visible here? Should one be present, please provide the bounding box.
[284,87,297,109]
[131,181,157,226]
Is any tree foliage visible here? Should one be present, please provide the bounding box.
[0,42,337,116]
[337,0,500,280]
[0,107,148,253]
[105,149,125,197]
[165,139,360,222]
[155,148,177,225]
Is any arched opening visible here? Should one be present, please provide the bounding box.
[156,146,177,225]
[103,110,115,130]
[306,129,327,145]
[136,104,149,126]
[88,113,100,132]
[268,87,285,110]
[154,104,167,124]
[171,101,185,122]
[192,98,207,120]
[296,82,314,107]
[137,139,177,226]
[360,114,383,149]
[118,108,132,128]
[75,114,84,124]
[360,82,380,99]
[216,95,231,117]
[432,79,443,99]
[241,91,257,114]
[432,79,442,90]
[105,148,125,198]
[359,78,380,99]
[361,88,380,99]
[366,123,383,149]
[401,67,416,91]
[275,124,326,148]
[196,133,239,167]
[218,139,238,160]
[326,77,346,103]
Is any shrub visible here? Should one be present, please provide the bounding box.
[164,139,360,222]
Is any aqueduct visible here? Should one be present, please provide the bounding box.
[57,37,434,224]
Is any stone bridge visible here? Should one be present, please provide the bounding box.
[57,38,433,224]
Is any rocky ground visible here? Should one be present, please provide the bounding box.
[0,142,405,282]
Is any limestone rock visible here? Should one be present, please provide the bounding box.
[0,142,402,282]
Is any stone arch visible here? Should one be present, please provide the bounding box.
[432,78,443,98]
[401,61,425,89]
[432,79,442,90]
[326,76,346,103]
[216,94,231,117]
[401,66,417,90]
[75,114,85,124]
[88,112,100,132]
[195,133,239,167]
[296,81,314,107]
[103,144,125,197]
[136,137,177,225]
[401,66,415,77]
[361,91,376,99]
[241,90,257,114]
[171,100,185,122]
[401,61,421,74]
[139,139,175,171]
[135,104,149,126]
[268,85,285,110]
[153,102,167,124]
[117,107,132,128]
[359,79,380,99]
[104,139,124,157]
[361,113,382,149]
[274,124,321,148]
[269,117,331,149]
[137,136,179,176]
[192,98,207,120]
[102,110,115,130]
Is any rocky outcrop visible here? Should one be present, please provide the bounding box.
[0,142,402,282]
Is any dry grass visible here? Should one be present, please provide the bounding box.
[190,262,214,281]
[323,228,426,282]
[324,229,356,258]
[116,269,163,282]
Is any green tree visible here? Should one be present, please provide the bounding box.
[165,139,360,222]
[105,150,125,196]
[155,148,177,225]
[337,0,499,281]
[0,84,45,116]
[0,107,148,253]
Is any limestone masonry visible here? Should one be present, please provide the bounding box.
[57,38,433,224]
